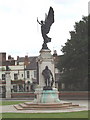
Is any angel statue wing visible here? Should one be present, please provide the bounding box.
[37,6,54,49]
[44,6,54,34]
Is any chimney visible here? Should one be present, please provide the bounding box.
[17,56,19,60]
[0,52,6,62]
[8,55,11,60]
[24,55,29,66]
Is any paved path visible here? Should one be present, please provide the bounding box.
[0,100,89,113]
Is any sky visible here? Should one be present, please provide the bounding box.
[0,0,89,59]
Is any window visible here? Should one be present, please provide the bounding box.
[13,85,17,92]
[17,62,19,65]
[34,70,37,78]
[2,74,6,80]
[22,74,23,77]
[19,85,24,92]
[14,74,18,80]
[27,71,30,78]
[0,86,2,93]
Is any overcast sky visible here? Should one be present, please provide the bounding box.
[0,0,89,59]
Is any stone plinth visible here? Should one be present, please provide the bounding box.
[37,49,55,89]
[34,88,43,103]
[34,48,59,103]
[5,71,11,98]
[34,88,60,103]
[41,89,60,103]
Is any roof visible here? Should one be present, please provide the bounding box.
[17,56,37,62]
[25,57,37,70]
[0,54,61,70]
[0,61,15,66]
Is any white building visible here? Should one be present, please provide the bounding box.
[0,52,60,98]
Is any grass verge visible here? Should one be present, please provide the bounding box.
[2,111,89,118]
[0,101,30,105]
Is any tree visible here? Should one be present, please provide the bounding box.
[57,16,88,91]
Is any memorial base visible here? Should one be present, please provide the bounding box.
[14,88,80,110]
[34,88,60,103]
[41,90,60,103]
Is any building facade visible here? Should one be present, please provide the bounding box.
[0,52,60,98]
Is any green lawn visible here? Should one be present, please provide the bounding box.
[0,101,30,105]
[1,101,89,118]
[2,111,89,118]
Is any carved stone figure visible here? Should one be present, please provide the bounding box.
[42,66,54,90]
[37,7,54,49]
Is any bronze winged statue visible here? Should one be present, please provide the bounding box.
[37,7,54,49]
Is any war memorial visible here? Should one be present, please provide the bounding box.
[13,7,82,110]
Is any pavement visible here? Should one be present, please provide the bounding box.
[0,100,89,113]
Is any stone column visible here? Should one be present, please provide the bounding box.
[34,49,56,103]
[37,49,55,89]
[5,71,11,98]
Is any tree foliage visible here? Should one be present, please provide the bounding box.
[57,16,88,91]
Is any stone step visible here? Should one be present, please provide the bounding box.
[24,102,63,106]
[24,102,38,105]
[14,102,79,110]
[19,103,29,108]
[14,105,24,110]
[24,102,72,106]
[69,104,79,107]
[63,102,72,105]
[14,104,72,110]
[19,103,70,108]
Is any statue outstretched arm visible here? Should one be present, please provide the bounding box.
[37,17,42,25]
